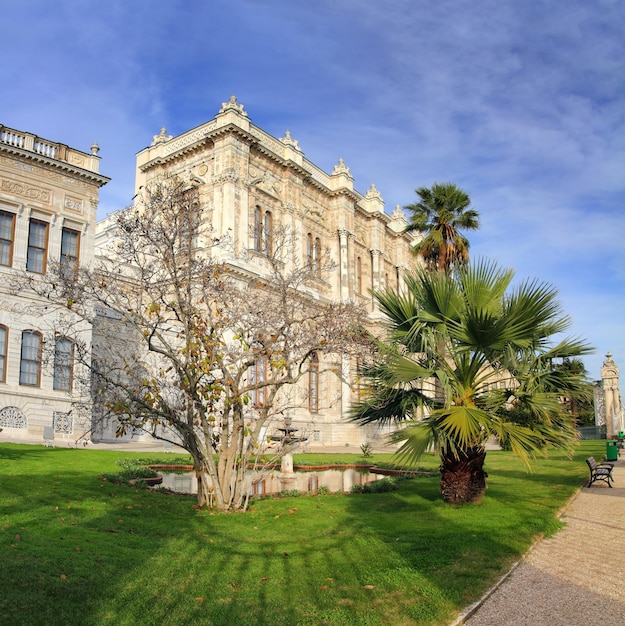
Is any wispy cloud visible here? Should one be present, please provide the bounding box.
[1,0,623,383]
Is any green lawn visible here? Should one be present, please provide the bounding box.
[0,440,604,626]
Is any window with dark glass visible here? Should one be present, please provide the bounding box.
[0,210,15,267]
[250,356,268,407]
[19,331,42,386]
[27,219,49,274]
[309,352,319,413]
[254,206,262,251]
[263,211,272,255]
[60,228,80,274]
[253,206,272,255]
[53,337,74,391]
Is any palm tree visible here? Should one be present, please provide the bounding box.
[351,259,593,504]
[405,182,480,273]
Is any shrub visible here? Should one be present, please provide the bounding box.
[350,477,398,494]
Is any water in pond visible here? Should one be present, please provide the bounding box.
[157,468,385,495]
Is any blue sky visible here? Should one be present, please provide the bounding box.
[2,0,623,391]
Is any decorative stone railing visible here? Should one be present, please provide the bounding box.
[0,124,102,174]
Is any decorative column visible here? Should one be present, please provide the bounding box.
[338,228,350,300]
[370,249,382,311]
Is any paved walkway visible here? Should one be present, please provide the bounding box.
[460,458,625,626]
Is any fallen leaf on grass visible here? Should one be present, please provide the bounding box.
[260,577,269,582]
[59,574,67,580]
[195,597,204,602]
[363,585,375,590]
[14,534,20,541]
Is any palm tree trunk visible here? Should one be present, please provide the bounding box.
[440,446,487,504]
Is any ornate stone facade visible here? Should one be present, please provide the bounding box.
[0,125,109,443]
[94,97,418,448]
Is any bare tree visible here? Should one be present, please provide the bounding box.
[27,177,370,511]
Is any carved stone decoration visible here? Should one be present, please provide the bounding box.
[1,178,51,203]
[151,127,173,146]
[219,95,248,117]
[332,158,351,177]
[53,411,73,434]
[280,130,302,152]
[599,352,623,435]
[0,406,27,429]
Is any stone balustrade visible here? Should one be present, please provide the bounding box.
[0,124,102,174]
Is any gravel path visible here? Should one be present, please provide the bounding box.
[461,458,625,626]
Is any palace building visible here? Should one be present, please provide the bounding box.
[0,125,109,443]
[93,97,418,448]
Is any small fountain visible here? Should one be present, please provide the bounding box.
[270,417,308,491]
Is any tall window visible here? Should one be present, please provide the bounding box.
[27,219,49,274]
[53,337,74,391]
[0,210,15,267]
[19,331,42,386]
[356,257,362,293]
[0,325,7,383]
[254,206,262,251]
[60,228,80,275]
[309,352,319,413]
[263,211,272,255]
[250,356,268,407]
[253,206,272,255]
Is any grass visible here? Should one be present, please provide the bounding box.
[0,440,605,626]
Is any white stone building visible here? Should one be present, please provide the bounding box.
[93,97,418,448]
[0,125,109,443]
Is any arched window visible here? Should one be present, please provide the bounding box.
[20,331,42,386]
[53,336,74,391]
[306,233,313,268]
[253,206,272,255]
[254,206,262,251]
[0,324,7,382]
[263,211,272,254]
[250,356,268,407]
[309,352,319,413]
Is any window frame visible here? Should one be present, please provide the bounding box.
[250,355,268,408]
[60,227,81,275]
[254,205,262,251]
[0,325,7,383]
[26,218,49,274]
[309,352,319,413]
[0,210,16,267]
[19,330,43,387]
[53,336,74,391]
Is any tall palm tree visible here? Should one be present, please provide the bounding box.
[351,259,593,504]
[405,182,480,273]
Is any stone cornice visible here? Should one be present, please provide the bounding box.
[0,142,110,187]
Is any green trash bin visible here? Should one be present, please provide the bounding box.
[606,440,619,462]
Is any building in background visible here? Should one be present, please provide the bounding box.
[0,125,109,443]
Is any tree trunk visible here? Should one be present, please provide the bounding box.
[440,447,487,504]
